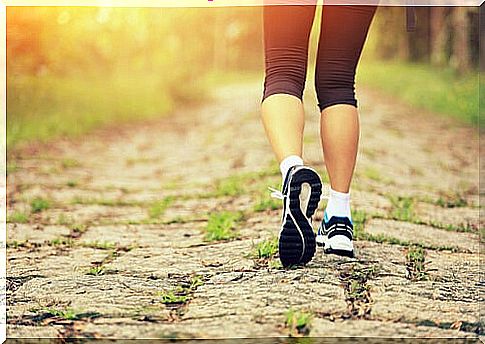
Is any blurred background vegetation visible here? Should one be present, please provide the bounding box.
[7,6,481,149]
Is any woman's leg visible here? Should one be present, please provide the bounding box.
[261,5,316,165]
[314,5,376,256]
[316,5,376,194]
[262,5,323,267]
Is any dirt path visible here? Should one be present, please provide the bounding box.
[6,79,481,339]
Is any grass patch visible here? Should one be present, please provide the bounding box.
[66,180,78,188]
[86,266,105,276]
[435,195,468,208]
[285,309,313,336]
[388,195,415,222]
[159,291,189,305]
[253,195,280,212]
[40,307,101,321]
[204,211,243,242]
[252,236,278,259]
[81,241,116,250]
[71,224,88,234]
[71,196,143,207]
[339,265,378,319]
[351,209,369,237]
[213,176,245,197]
[7,73,175,148]
[148,197,174,219]
[358,60,479,125]
[158,275,204,306]
[61,158,81,169]
[30,197,50,213]
[405,246,428,281]
[7,210,29,223]
[49,237,74,247]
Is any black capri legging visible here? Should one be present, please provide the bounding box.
[262,5,376,111]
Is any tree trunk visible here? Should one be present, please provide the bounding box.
[450,7,471,74]
[430,7,447,66]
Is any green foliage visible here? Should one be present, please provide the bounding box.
[388,195,415,222]
[41,307,100,321]
[86,266,105,276]
[213,176,245,197]
[435,195,468,208]
[66,180,78,188]
[158,276,203,306]
[159,291,188,305]
[253,196,280,212]
[148,197,174,219]
[61,158,81,168]
[7,8,262,148]
[7,211,29,223]
[81,241,116,250]
[406,246,428,281]
[351,209,369,237]
[253,237,278,259]
[30,197,50,213]
[49,237,74,247]
[285,309,313,336]
[357,60,479,125]
[204,211,242,242]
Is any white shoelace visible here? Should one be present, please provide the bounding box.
[268,186,330,201]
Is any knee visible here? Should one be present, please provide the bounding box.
[262,47,308,102]
[315,65,358,112]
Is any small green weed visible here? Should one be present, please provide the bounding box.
[389,195,415,222]
[148,197,174,219]
[66,180,78,188]
[7,211,29,224]
[285,308,313,336]
[253,237,278,259]
[204,211,243,242]
[253,196,280,212]
[49,237,74,247]
[213,176,244,197]
[81,241,116,250]
[86,266,105,276]
[30,197,50,213]
[159,291,188,305]
[61,158,81,169]
[41,307,100,321]
[406,246,428,281]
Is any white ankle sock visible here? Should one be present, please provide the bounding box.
[280,155,304,180]
[325,187,351,220]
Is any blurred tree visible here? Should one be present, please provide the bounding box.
[430,7,448,66]
[450,7,471,74]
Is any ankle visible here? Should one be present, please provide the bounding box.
[279,155,303,179]
[325,187,352,220]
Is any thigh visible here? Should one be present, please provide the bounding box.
[263,5,316,56]
[316,6,376,69]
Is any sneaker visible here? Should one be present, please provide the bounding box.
[316,212,354,258]
[269,165,322,267]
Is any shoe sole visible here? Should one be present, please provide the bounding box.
[279,167,322,267]
[317,234,355,258]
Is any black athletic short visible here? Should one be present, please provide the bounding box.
[262,5,376,111]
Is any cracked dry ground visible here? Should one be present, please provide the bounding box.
[6,80,481,340]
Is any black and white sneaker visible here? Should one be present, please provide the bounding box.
[316,212,354,258]
[269,165,322,267]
